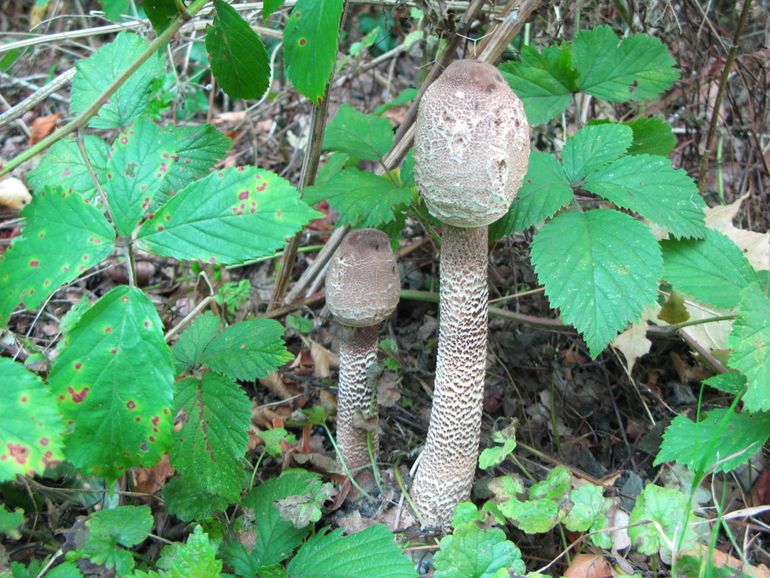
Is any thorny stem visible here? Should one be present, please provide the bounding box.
[697,0,753,194]
[0,0,210,177]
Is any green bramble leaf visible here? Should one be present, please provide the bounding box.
[137,167,321,265]
[656,409,770,473]
[433,523,526,578]
[222,471,319,572]
[0,358,65,481]
[303,168,412,228]
[173,313,222,374]
[628,484,701,556]
[727,284,770,412]
[584,154,706,239]
[561,124,632,183]
[626,118,676,156]
[489,151,573,239]
[71,32,164,129]
[163,476,232,522]
[702,372,746,395]
[283,0,344,103]
[498,44,576,125]
[563,484,611,548]
[206,1,270,100]
[26,136,109,198]
[153,525,222,577]
[81,505,152,575]
[0,505,24,539]
[572,25,679,102]
[200,319,293,381]
[479,427,517,471]
[531,209,662,357]
[157,124,232,206]
[105,118,176,236]
[48,287,174,479]
[170,373,252,501]
[287,525,417,578]
[661,229,760,309]
[0,188,115,326]
[323,104,393,162]
[144,0,178,34]
[99,0,130,21]
[263,0,286,21]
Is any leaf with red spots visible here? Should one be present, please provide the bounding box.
[169,373,252,502]
[70,32,164,129]
[105,118,177,236]
[201,319,293,381]
[283,0,345,102]
[48,286,174,479]
[0,358,65,482]
[0,187,115,326]
[155,124,231,207]
[26,136,109,199]
[206,0,270,100]
[136,167,320,265]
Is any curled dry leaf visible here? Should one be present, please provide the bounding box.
[0,177,31,210]
[29,113,61,145]
[563,553,612,578]
[132,454,175,495]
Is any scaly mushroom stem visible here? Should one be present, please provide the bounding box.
[336,324,379,475]
[412,225,488,527]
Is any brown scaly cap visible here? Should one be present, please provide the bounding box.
[413,59,530,228]
[327,229,400,327]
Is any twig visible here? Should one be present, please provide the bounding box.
[697,0,753,193]
[284,227,347,304]
[164,295,214,342]
[0,68,76,129]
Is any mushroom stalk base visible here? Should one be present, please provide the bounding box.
[412,225,488,528]
[336,324,379,479]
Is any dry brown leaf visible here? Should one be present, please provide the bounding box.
[685,543,770,578]
[28,113,61,145]
[0,177,31,210]
[705,192,769,271]
[132,454,175,495]
[310,340,336,378]
[563,553,612,578]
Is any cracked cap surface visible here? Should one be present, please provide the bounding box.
[327,228,400,327]
[414,59,530,228]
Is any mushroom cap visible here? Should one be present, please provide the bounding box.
[413,59,530,228]
[326,228,400,327]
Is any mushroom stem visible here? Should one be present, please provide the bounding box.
[336,324,379,475]
[412,225,488,527]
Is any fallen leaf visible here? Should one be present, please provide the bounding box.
[563,553,612,578]
[132,454,175,495]
[706,192,769,271]
[28,113,61,145]
[0,177,31,210]
[310,340,336,379]
[612,304,660,373]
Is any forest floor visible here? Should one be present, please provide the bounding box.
[1,1,769,576]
